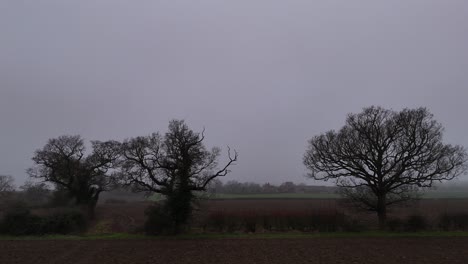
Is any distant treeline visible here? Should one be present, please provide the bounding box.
[208,180,337,194]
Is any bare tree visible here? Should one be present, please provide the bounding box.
[28,135,120,217]
[118,120,237,233]
[304,106,467,229]
[0,175,15,197]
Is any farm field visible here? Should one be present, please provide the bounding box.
[3,198,468,264]
[1,237,468,264]
[91,198,468,233]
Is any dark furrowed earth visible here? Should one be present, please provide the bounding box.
[1,238,468,264]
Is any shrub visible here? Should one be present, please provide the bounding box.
[201,210,363,233]
[42,209,87,234]
[405,215,428,232]
[307,211,346,232]
[439,213,468,231]
[0,204,43,235]
[205,211,228,232]
[387,215,429,232]
[243,213,257,233]
[342,218,366,232]
[387,218,405,232]
[0,204,87,236]
[144,204,174,235]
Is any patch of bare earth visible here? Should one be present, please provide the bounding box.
[1,238,468,264]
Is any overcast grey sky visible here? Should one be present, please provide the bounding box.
[1,0,468,186]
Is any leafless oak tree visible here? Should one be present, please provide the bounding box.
[28,135,120,217]
[304,106,467,229]
[118,120,237,233]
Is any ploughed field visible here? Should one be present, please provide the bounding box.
[2,238,468,264]
[3,199,468,264]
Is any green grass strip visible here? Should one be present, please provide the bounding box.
[2,231,468,241]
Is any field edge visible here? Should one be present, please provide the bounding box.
[2,231,468,241]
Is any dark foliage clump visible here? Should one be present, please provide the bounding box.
[0,204,87,236]
[405,214,428,232]
[387,215,429,232]
[386,218,405,232]
[41,209,88,234]
[439,213,468,231]
[202,210,365,233]
[28,135,120,219]
[0,204,43,235]
[144,204,174,235]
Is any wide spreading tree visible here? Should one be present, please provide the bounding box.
[118,120,237,234]
[304,106,467,229]
[28,135,120,217]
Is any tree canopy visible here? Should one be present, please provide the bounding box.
[28,135,120,217]
[118,120,237,233]
[304,106,467,228]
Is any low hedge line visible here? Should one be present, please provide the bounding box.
[387,213,468,232]
[0,206,87,236]
[200,211,468,233]
[200,210,365,233]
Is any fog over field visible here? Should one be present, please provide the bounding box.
[1,1,468,185]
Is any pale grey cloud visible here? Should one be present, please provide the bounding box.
[1,0,468,185]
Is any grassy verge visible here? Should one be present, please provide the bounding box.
[2,231,468,240]
[0,233,147,241]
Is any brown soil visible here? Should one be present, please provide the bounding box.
[1,237,468,264]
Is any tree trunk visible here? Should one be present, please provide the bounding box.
[76,196,98,220]
[166,190,192,235]
[87,203,96,219]
[377,194,387,230]
[86,192,100,220]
